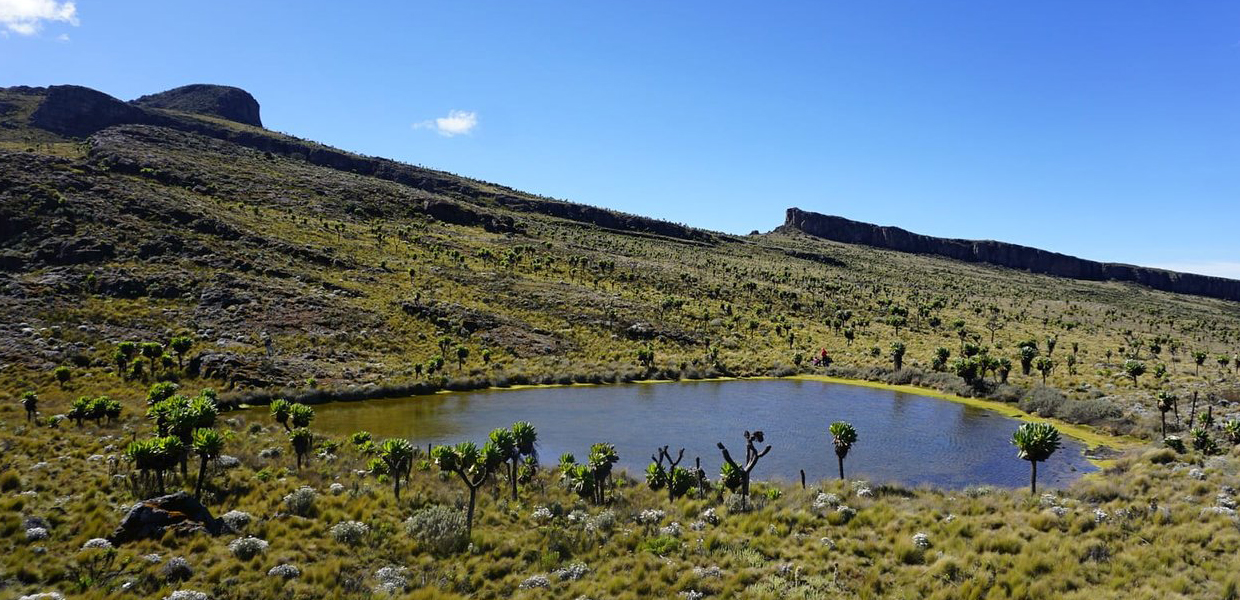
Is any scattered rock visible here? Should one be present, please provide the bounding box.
[109,491,224,545]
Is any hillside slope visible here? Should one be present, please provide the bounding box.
[1,84,1238,437]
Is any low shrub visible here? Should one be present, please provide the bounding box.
[282,487,316,516]
[405,505,468,555]
[1019,387,1065,417]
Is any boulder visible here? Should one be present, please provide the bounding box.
[108,491,224,545]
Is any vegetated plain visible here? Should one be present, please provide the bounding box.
[2,84,1240,599]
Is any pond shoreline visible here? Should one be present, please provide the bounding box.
[248,372,1145,468]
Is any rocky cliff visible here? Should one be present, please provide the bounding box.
[782,207,1240,302]
[132,84,263,128]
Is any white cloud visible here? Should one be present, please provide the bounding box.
[413,110,478,137]
[1148,261,1240,281]
[0,0,78,36]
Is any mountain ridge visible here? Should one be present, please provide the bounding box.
[781,208,1240,302]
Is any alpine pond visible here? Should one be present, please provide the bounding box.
[314,379,1095,489]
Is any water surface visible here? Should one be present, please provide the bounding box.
[314,379,1095,489]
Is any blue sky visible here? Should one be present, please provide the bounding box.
[4,1,1240,278]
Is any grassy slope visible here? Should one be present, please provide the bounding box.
[2,406,1239,600]
[2,104,1240,598]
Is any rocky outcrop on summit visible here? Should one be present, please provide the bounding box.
[29,85,167,138]
[782,207,1240,303]
[132,84,263,128]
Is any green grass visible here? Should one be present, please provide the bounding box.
[2,405,1240,599]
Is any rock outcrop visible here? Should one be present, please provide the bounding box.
[29,85,166,138]
[782,208,1240,302]
[132,84,262,128]
[108,491,225,545]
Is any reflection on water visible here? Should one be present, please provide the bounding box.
[312,379,1095,489]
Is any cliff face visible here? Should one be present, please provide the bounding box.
[132,84,262,127]
[782,208,1240,303]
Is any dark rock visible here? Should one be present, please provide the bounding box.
[199,283,252,308]
[0,250,27,271]
[94,271,148,298]
[30,85,163,139]
[492,194,715,243]
[423,199,521,234]
[132,84,262,128]
[782,208,1240,303]
[35,236,114,264]
[108,491,224,545]
[189,351,270,388]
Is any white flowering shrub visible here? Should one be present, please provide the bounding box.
[373,566,409,595]
[692,565,723,578]
[553,562,590,581]
[820,537,836,549]
[25,527,49,542]
[724,493,759,513]
[812,492,841,510]
[161,557,192,582]
[268,564,301,579]
[221,510,252,531]
[163,592,209,600]
[589,510,616,533]
[835,505,857,523]
[637,508,665,524]
[330,521,370,546]
[405,505,467,555]
[520,575,551,589]
[659,522,683,538]
[282,487,317,516]
[531,506,555,524]
[912,532,931,549]
[700,507,719,525]
[228,536,269,560]
[81,538,112,550]
[679,590,705,600]
[329,482,346,495]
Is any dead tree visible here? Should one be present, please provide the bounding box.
[717,430,772,499]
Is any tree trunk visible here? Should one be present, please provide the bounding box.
[156,469,165,495]
[1160,412,1167,439]
[510,458,519,501]
[394,475,401,501]
[194,457,208,501]
[1030,460,1037,495]
[466,486,478,535]
[838,455,845,480]
[741,472,750,499]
